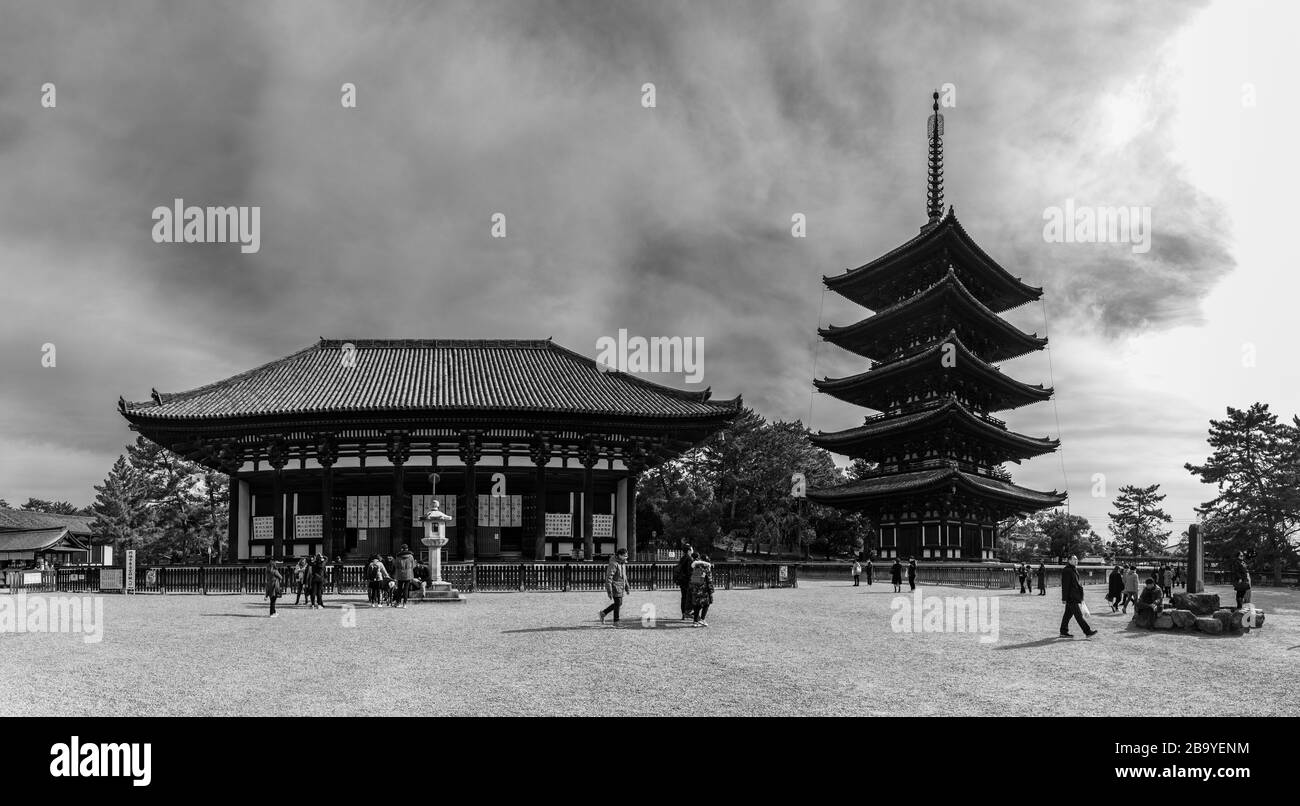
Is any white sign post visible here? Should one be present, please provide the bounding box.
[125,549,137,594]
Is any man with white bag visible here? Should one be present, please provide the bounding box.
[1058,555,1097,639]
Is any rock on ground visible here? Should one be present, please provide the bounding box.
[1168,609,1197,629]
[1153,613,1173,629]
[1195,616,1224,634]
[1171,592,1220,615]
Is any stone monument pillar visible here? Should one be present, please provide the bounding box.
[1187,523,1203,594]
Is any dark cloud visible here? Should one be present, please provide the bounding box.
[0,0,1222,505]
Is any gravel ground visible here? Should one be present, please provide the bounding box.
[2,581,1296,716]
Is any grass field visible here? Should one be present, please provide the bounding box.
[2,581,1296,716]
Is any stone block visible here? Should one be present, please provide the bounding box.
[1195,616,1223,634]
[1132,609,1157,629]
[1211,609,1233,629]
[1253,610,1265,628]
[1171,592,1220,615]
[1229,610,1244,632]
[1168,609,1197,629]
[1153,613,1173,629]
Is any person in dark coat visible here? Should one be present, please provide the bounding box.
[865,558,874,586]
[392,544,417,608]
[1230,552,1252,609]
[264,558,283,618]
[331,555,344,594]
[599,548,631,626]
[1017,564,1028,594]
[1058,555,1096,638]
[907,558,917,591]
[1106,566,1124,612]
[890,559,903,592]
[1036,562,1047,595]
[675,543,695,620]
[1158,564,1171,599]
[308,553,326,608]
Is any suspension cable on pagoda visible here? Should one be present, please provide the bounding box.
[926,90,944,226]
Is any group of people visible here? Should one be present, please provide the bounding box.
[263,547,432,616]
[598,544,717,627]
[1015,562,1047,595]
[887,558,916,592]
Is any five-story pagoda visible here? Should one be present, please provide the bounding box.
[807,93,1066,561]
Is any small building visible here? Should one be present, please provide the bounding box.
[119,339,740,563]
[0,508,109,567]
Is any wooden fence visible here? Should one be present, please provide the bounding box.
[2,562,798,595]
[795,562,1118,590]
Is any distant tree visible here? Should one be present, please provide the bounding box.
[1039,510,1097,561]
[1108,484,1173,555]
[0,498,8,509]
[1185,403,1300,584]
[19,498,83,515]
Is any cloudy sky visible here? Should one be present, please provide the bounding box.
[1,0,1296,539]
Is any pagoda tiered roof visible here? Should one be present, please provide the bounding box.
[805,465,1066,511]
[824,209,1042,313]
[814,333,1052,412]
[809,398,1059,462]
[819,267,1047,363]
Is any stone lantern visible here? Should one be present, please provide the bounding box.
[419,499,464,603]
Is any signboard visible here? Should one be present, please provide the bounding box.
[295,515,322,542]
[100,568,124,592]
[253,517,275,541]
[592,514,613,538]
[125,549,136,592]
[22,571,42,586]
[545,512,572,538]
[346,497,358,528]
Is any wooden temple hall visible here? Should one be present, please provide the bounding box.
[119,339,741,563]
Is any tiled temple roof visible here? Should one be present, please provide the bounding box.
[121,339,741,422]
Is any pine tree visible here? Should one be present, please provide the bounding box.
[1185,403,1300,583]
[1108,484,1173,556]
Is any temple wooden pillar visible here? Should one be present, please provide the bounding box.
[268,441,288,560]
[459,433,482,561]
[318,435,337,560]
[530,433,552,562]
[226,471,240,563]
[388,433,410,554]
[579,438,600,561]
[624,442,647,560]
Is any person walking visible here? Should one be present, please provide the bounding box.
[1158,564,1172,599]
[264,557,283,618]
[392,544,417,608]
[599,548,630,626]
[1017,564,1028,594]
[865,558,874,586]
[1036,561,1047,595]
[675,544,695,620]
[292,558,308,606]
[890,559,903,593]
[689,552,715,627]
[1121,565,1140,614]
[852,559,862,587]
[1107,565,1124,613]
[1058,555,1097,639]
[907,558,917,591]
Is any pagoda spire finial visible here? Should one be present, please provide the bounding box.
[926,90,945,225]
